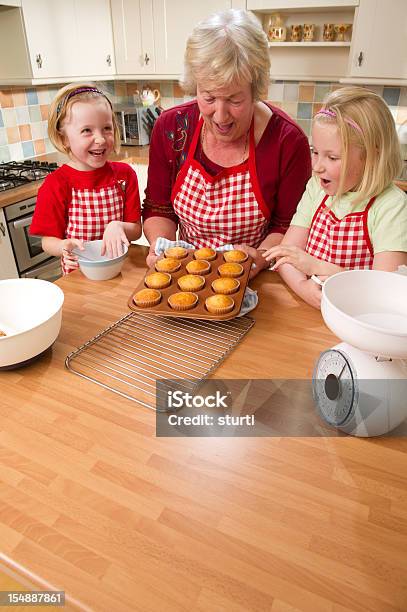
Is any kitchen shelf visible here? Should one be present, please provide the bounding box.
[268,41,350,46]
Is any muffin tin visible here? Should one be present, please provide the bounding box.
[128,249,253,320]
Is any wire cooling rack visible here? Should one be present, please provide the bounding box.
[65,312,254,411]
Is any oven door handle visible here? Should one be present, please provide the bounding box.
[13,217,32,230]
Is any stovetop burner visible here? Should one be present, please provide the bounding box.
[0,160,58,192]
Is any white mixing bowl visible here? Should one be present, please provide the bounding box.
[321,270,407,358]
[0,278,64,369]
[77,240,128,281]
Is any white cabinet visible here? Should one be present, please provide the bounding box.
[0,210,18,280]
[112,0,236,77]
[111,0,155,75]
[0,0,115,83]
[348,0,407,80]
[153,0,233,75]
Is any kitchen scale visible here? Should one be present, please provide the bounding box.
[312,270,407,436]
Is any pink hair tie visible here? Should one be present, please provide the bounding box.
[315,108,362,135]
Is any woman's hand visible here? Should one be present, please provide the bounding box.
[102,221,129,259]
[263,245,324,277]
[61,238,84,271]
[233,243,270,278]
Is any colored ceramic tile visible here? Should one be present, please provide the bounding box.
[115,82,127,98]
[19,124,32,141]
[126,83,140,97]
[12,89,26,106]
[299,84,314,102]
[22,141,35,158]
[37,88,51,104]
[0,145,10,162]
[2,108,17,127]
[41,120,49,137]
[9,142,23,160]
[0,90,14,108]
[159,82,174,97]
[314,84,330,103]
[388,106,397,121]
[34,139,46,155]
[173,83,184,98]
[383,87,400,106]
[281,101,297,119]
[283,83,299,102]
[0,110,2,128]
[45,139,56,154]
[396,106,407,124]
[26,89,39,105]
[269,100,282,109]
[161,97,175,110]
[40,104,49,120]
[30,122,43,141]
[268,83,284,101]
[16,106,30,125]
[0,127,6,146]
[6,126,19,144]
[297,119,311,138]
[313,102,323,117]
[298,102,312,120]
[29,106,41,123]
[399,88,407,106]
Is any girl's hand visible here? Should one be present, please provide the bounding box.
[263,245,322,277]
[102,221,129,259]
[298,278,322,309]
[146,240,159,268]
[233,243,270,278]
[61,238,84,271]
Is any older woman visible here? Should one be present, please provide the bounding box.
[143,9,311,274]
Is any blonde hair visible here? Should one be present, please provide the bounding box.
[313,86,402,204]
[181,9,270,100]
[48,82,121,155]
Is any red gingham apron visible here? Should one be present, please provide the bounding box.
[63,181,124,274]
[306,194,376,269]
[171,117,270,248]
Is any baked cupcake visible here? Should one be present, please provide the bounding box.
[186,259,211,275]
[144,271,171,289]
[194,247,217,261]
[155,257,181,273]
[164,246,188,260]
[211,277,240,295]
[133,288,161,308]
[223,249,248,263]
[168,292,198,311]
[205,294,235,315]
[217,263,244,278]
[178,274,205,292]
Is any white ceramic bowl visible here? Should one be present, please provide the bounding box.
[77,240,128,281]
[0,278,64,369]
[321,270,407,358]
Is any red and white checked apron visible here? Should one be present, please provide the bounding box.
[63,181,124,274]
[306,194,376,269]
[171,117,270,248]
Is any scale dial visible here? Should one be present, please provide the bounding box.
[313,349,358,426]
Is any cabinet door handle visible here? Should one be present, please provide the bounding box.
[0,222,5,237]
[36,53,42,69]
[106,54,111,67]
[357,51,363,67]
[144,53,150,66]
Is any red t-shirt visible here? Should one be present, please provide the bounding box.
[30,161,141,238]
[143,100,312,235]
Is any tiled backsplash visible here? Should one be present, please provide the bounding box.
[1,80,406,162]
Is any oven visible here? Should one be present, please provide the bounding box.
[4,197,61,282]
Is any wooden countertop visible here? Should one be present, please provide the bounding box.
[0,147,149,210]
[1,246,406,611]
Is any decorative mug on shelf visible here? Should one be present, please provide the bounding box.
[334,23,351,42]
[323,23,335,42]
[290,24,302,42]
[267,13,287,42]
[303,24,315,42]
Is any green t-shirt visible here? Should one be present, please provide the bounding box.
[291,176,407,253]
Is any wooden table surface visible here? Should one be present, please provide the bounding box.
[1,246,406,612]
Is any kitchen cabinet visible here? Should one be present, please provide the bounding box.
[0,209,18,280]
[112,0,240,77]
[0,0,115,84]
[348,0,407,81]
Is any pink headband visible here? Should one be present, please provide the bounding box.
[315,109,362,135]
[56,87,111,117]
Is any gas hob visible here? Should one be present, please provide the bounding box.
[0,160,58,192]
